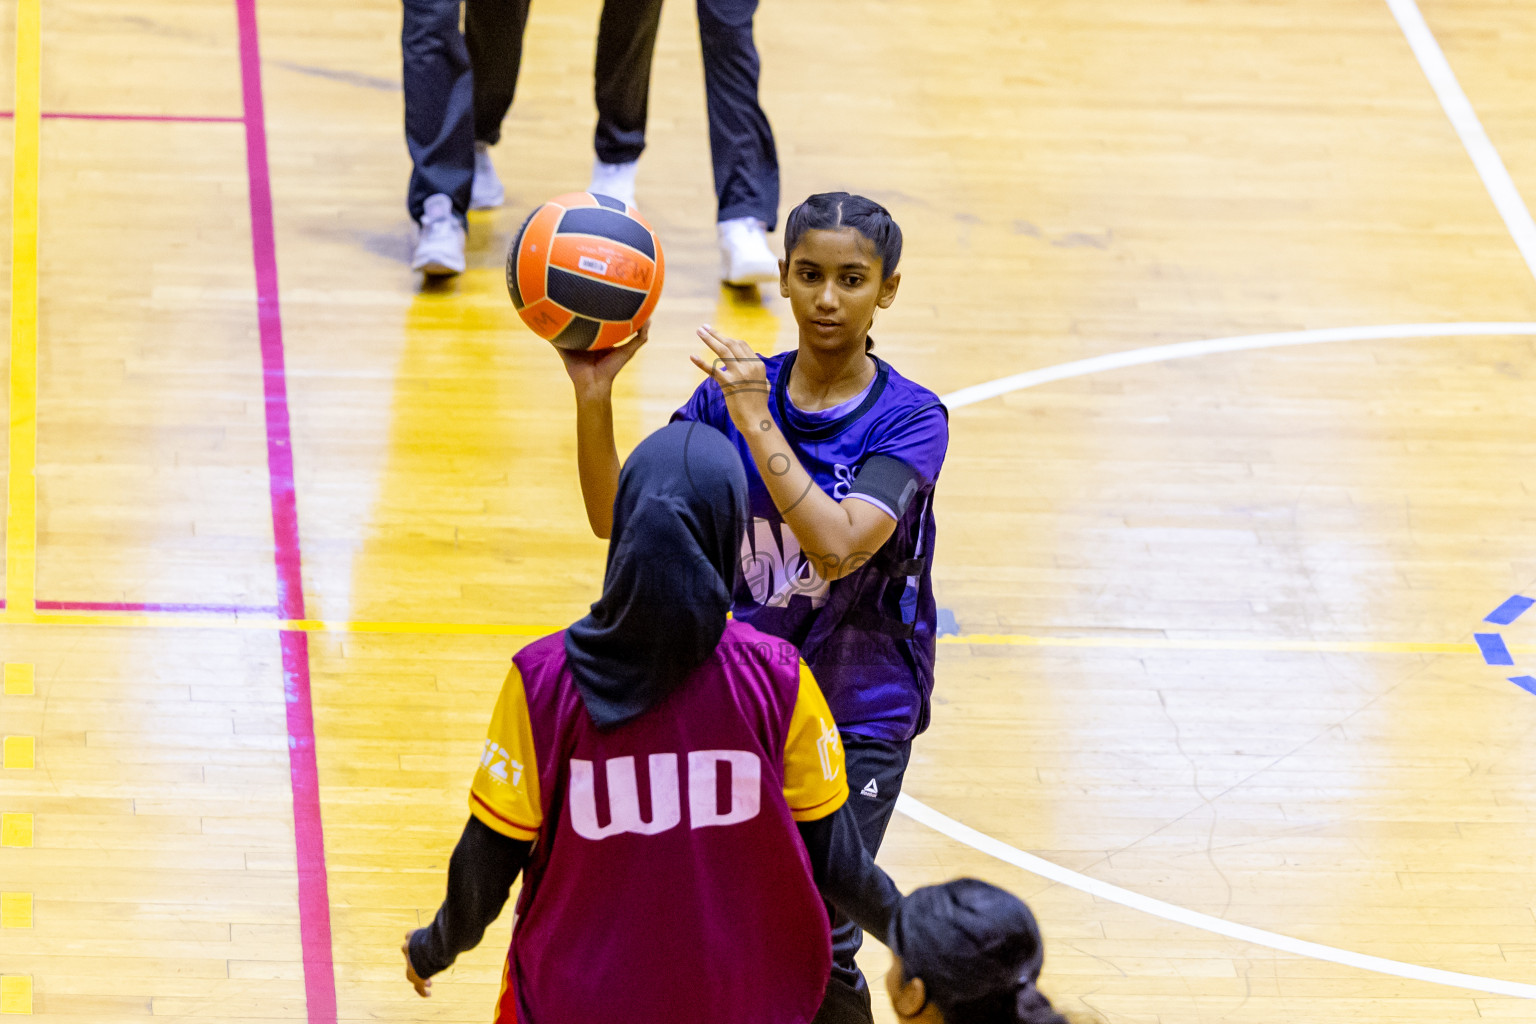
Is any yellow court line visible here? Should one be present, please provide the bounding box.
[0,607,1530,656]
[0,891,31,929]
[3,0,41,616]
[0,974,31,1014]
[1,663,32,695]
[1,736,33,770]
[0,813,31,848]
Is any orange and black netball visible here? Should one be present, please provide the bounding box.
[506,191,665,351]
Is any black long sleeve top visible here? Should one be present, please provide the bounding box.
[408,801,901,979]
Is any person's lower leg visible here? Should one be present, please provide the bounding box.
[403,0,475,220]
[698,0,778,227]
[466,0,530,145]
[592,0,663,165]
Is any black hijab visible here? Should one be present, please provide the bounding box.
[564,421,749,729]
[888,879,1069,1024]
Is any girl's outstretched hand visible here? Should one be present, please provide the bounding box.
[401,932,431,997]
[558,322,650,401]
[692,325,770,431]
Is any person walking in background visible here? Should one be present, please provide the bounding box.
[405,0,609,277]
[401,0,478,275]
[468,0,782,286]
[464,0,660,216]
[692,0,783,284]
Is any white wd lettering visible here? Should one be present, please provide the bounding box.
[568,750,764,839]
[569,754,681,840]
[687,750,761,829]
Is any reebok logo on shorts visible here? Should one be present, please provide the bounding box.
[860,778,879,798]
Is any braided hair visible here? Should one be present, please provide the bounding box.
[783,193,903,353]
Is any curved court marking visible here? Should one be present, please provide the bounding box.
[899,795,1536,999]
[913,320,1536,999]
[6,323,1536,659]
[940,321,1536,410]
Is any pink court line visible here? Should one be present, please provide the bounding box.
[234,0,337,1020]
[2,599,276,614]
[37,600,278,614]
[0,111,243,123]
[0,26,335,1016]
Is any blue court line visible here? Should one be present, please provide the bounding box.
[1474,633,1515,666]
[1510,676,1536,697]
[1484,594,1534,626]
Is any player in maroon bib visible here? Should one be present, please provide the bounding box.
[403,422,899,1024]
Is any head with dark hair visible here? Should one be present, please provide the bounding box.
[885,879,1072,1024]
[784,192,903,280]
[778,193,904,356]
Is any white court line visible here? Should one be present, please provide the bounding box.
[918,321,1536,998]
[940,321,1536,409]
[1384,0,1536,281]
[899,795,1536,999]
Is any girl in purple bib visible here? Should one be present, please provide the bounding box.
[564,193,948,1020]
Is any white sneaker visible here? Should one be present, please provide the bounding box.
[412,194,466,276]
[587,158,638,208]
[718,217,778,285]
[471,142,504,210]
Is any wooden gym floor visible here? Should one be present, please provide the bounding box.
[2,0,1536,1020]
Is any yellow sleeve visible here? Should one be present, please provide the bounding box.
[468,665,543,841]
[782,662,849,822]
